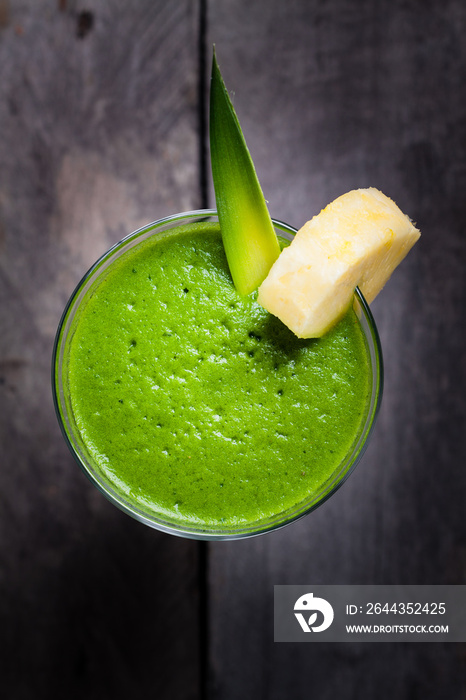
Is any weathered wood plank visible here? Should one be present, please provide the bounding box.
[207,0,466,697]
[2,1,466,697]
[0,2,202,698]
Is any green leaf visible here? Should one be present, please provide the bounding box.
[209,50,280,296]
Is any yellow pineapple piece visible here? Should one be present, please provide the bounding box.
[258,188,420,338]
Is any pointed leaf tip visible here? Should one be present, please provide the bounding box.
[209,52,280,295]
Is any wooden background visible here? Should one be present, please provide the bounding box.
[1,0,465,697]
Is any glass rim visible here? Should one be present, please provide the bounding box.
[52,209,383,541]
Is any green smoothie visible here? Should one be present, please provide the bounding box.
[65,221,372,531]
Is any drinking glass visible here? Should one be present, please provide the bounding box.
[53,211,383,540]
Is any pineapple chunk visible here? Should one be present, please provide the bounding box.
[258,188,420,338]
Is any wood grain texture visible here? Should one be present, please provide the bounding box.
[1,1,466,698]
[207,1,466,698]
[0,2,202,698]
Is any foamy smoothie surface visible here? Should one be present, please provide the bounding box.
[67,223,371,529]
